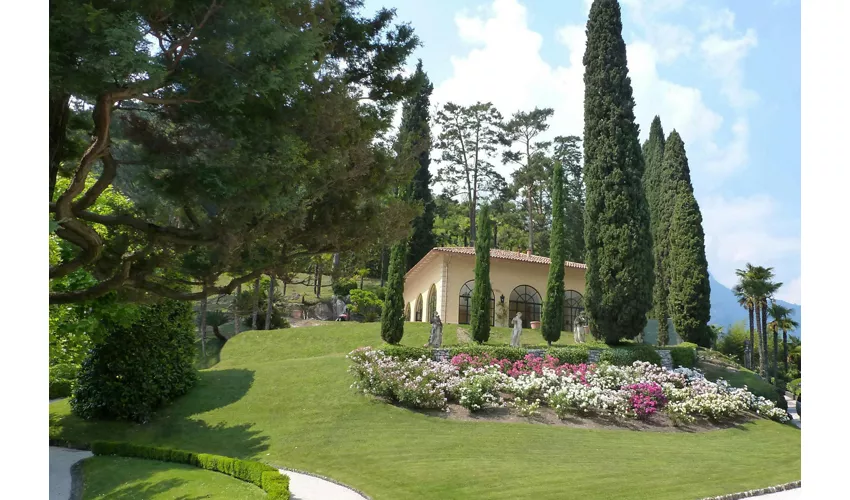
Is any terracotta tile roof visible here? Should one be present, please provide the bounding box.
[406,246,586,278]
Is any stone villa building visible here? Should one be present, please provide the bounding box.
[403,247,586,330]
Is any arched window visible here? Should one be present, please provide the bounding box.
[458,280,495,326]
[563,290,584,332]
[404,302,411,321]
[427,284,437,321]
[414,294,423,322]
[509,285,542,328]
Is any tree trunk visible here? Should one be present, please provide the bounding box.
[315,264,323,298]
[234,284,241,336]
[380,246,387,287]
[783,330,789,374]
[761,304,769,378]
[527,186,534,254]
[49,93,71,202]
[199,286,208,358]
[360,274,364,289]
[251,277,260,329]
[772,328,779,384]
[265,272,275,330]
[747,306,755,370]
[755,303,765,377]
[213,324,227,344]
[493,221,498,249]
[333,253,340,276]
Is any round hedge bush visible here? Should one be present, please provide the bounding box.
[71,299,198,422]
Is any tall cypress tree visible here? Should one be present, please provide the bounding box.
[582,0,654,343]
[402,61,436,270]
[381,242,407,344]
[470,204,493,344]
[642,116,671,345]
[542,161,566,346]
[665,131,711,346]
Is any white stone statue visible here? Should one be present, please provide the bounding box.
[428,313,443,347]
[573,312,588,344]
[510,312,523,347]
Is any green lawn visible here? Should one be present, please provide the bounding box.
[81,456,266,499]
[51,322,800,500]
[699,361,782,404]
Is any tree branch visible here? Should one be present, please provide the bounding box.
[74,152,118,212]
[133,269,265,301]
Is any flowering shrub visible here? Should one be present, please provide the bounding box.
[347,347,459,409]
[458,373,501,412]
[510,397,541,417]
[626,383,667,419]
[349,349,791,425]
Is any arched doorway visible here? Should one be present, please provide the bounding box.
[509,285,542,328]
[563,290,584,331]
[414,294,423,322]
[427,284,437,320]
[404,302,411,322]
[458,280,495,326]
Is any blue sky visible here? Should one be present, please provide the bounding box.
[363,0,801,304]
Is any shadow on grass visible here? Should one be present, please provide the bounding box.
[51,369,270,460]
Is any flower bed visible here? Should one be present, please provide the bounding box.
[347,347,790,426]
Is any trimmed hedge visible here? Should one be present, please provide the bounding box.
[598,345,662,366]
[90,441,290,499]
[669,342,698,368]
[379,345,433,360]
[448,345,529,361]
[545,346,590,364]
[50,379,73,399]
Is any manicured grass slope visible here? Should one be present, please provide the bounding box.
[51,323,800,500]
[82,456,266,499]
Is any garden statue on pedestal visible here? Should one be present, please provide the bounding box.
[573,312,588,344]
[510,312,523,347]
[428,313,443,348]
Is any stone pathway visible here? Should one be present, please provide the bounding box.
[49,446,367,500]
[785,394,800,428]
[280,468,368,500]
[50,446,91,500]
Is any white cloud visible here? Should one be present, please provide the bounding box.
[776,277,801,305]
[428,0,799,298]
[701,194,801,290]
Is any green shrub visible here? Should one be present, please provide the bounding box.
[669,342,698,368]
[90,441,290,499]
[350,289,383,322]
[546,346,590,364]
[379,345,433,360]
[50,379,73,399]
[598,349,634,366]
[598,346,662,366]
[71,299,199,422]
[50,363,79,380]
[447,345,529,361]
[788,378,801,398]
[332,277,358,297]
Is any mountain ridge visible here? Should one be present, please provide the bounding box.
[709,274,802,338]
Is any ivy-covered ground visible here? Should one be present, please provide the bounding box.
[50,323,801,500]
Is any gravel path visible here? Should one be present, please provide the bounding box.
[785,395,800,428]
[50,446,91,500]
[49,445,367,500]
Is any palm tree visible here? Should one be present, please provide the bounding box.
[732,283,755,369]
[734,264,781,377]
[768,303,799,375]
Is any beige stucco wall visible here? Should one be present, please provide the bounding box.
[405,252,585,327]
[403,254,445,322]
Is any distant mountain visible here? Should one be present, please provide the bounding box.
[709,274,802,338]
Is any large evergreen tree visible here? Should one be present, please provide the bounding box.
[582,0,654,343]
[402,60,436,270]
[664,131,711,346]
[381,242,407,344]
[553,135,585,263]
[642,116,671,345]
[542,162,566,346]
[470,205,493,344]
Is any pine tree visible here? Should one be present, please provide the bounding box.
[402,61,436,270]
[582,0,654,343]
[665,131,711,346]
[381,242,407,344]
[553,135,585,263]
[642,116,671,345]
[542,162,566,346]
[470,204,493,344]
